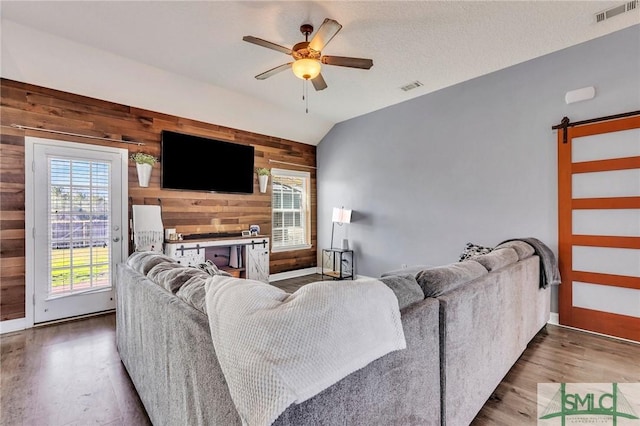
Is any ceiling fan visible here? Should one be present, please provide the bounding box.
[243,18,373,91]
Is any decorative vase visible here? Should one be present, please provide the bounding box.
[136,163,152,187]
[258,175,269,193]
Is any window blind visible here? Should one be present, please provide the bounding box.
[48,157,112,295]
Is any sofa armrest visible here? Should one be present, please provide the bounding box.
[437,256,546,426]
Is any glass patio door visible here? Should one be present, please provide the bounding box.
[29,138,127,323]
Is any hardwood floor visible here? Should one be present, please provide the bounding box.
[2,274,639,426]
[271,273,326,293]
[472,325,640,425]
[0,315,150,426]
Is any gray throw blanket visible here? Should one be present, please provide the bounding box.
[204,276,406,426]
[499,237,561,288]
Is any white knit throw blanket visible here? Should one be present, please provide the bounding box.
[132,205,163,252]
[204,276,406,426]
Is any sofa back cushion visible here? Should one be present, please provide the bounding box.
[494,241,535,260]
[381,265,431,278]
[416,261,488,297]
[148,263,210,294]
[471,248,519,272]
[127,251,176,275]
[379,274,425,309]
[176,275,209,313]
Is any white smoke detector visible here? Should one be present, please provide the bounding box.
[565,86,596,104]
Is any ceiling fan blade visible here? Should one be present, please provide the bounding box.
[321,56,373,70]
[255,63,293,80]
[311,73,327,91]
[243,36,291,55]
[308,19,342,52]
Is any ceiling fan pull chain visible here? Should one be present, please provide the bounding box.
[301,79,309,113]
[305,80,309,114]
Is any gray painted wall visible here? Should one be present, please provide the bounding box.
[317,25,640,313]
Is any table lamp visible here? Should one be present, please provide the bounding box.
[331,207,352,249]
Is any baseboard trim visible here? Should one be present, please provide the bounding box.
[552,322,639,345]
[0,318,28,334]
[33,309,115,328]
[269,267,318,282]
[1,310,117,334]
[548,313,639,345]
[356,274,376,280]
[314,266,375,281]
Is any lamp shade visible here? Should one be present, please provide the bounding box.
[332,207,352,224]
[292,59,321,80]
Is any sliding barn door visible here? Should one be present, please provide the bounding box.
[558,114,640,341]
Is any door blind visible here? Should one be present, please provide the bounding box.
[49,157,112,295]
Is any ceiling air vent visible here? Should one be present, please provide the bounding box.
[595,1,637,23]
[400,81,423,92]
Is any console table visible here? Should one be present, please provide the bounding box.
[321,248,355,280]
[164,236,269,283]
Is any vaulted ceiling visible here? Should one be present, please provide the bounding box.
[1,1,638,144]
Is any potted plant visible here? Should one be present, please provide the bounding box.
[130,152,158,187]
[256,168,270,193]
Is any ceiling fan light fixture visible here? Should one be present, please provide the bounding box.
[292,58,321,80]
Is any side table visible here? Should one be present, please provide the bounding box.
[321,248,355,280]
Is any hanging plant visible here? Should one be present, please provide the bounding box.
[130,152,158,165]
[130,153,157,188]
[256,168,270,193]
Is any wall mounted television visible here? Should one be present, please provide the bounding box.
[161,130,255,194]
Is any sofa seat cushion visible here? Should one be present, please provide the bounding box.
[379,274,425,309]
[416,261,488,297]
[471,248,519,272]
[127,251,176,275]
[494,240,535,260]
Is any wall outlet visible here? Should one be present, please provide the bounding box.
[401,263,408,269]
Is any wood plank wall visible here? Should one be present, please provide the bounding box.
[0,78,317,321]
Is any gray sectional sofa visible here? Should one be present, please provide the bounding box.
[116,241,550,426]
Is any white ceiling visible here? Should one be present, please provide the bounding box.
[1,1,638,144]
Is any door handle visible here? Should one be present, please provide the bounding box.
[113,236,121,242]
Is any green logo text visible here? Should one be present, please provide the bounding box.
[540,383,639,425]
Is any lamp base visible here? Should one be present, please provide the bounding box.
[330,222,336,249]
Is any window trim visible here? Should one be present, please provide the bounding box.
[270,168,311,253]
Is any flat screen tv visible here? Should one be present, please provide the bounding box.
[161,130,255,194]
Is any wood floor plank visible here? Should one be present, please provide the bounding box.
[472,326,640,425]
[0,314,149,426]
[2,275,639,426]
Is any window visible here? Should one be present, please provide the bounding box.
[271,168,311,252]
[49,157,112,294]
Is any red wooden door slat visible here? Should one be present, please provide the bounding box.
[572,156,640,174]
[571,270,640,290]
[572,197,640,209]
